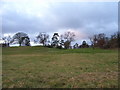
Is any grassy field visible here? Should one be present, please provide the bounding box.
[2,46,118,88]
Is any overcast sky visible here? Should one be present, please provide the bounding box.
[1,0,118,45]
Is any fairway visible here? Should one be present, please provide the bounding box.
[2,46,118,88]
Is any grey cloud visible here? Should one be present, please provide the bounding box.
[2,1,118,41]
[49,2,117,29]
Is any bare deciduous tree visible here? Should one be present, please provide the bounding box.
[36,32,49,46]
[2,36,12,44]
[1,36,12,47]
[62,31,76,49]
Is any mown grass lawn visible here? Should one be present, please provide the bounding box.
[2,46,118,88]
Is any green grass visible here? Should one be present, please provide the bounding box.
[2,46,118,88]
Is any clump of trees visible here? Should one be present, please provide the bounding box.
[89,32,120,49]
[79,41,89,48]
[33,31,76,49]
[1,32,31,47]
[50,31,76,49]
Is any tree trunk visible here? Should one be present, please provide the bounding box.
[43,42,45,46]
[19,43,21,46]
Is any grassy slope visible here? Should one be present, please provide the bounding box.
[2,46,118,88]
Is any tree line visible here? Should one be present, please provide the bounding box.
[1,31,120,49]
